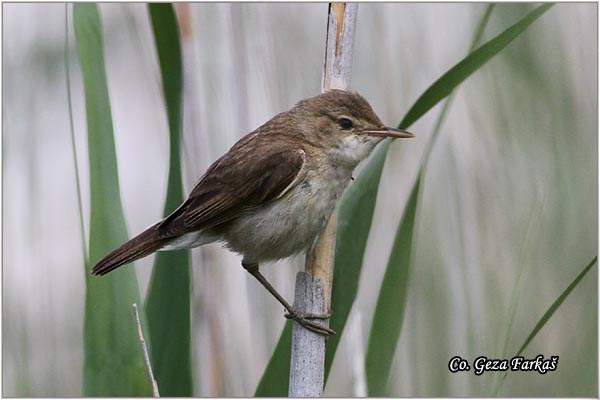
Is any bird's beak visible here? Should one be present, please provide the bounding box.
[362,127,415,139]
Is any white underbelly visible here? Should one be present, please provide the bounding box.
[223,168,351,263]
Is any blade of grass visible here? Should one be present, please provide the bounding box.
[65,4,87,263]
[492,190,545,393]
[254,321,293,396]
[74,4,151,395]
[144,4,192,396]
[516,257,597,355]
[256,3,553,393]
[365,4,553,395]
[400,3,553,130]
[365,173,420,395]
[421,4,495,166]
[493,256,597,395]
[324,139,392,379]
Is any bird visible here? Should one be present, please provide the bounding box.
[92,89,414,335]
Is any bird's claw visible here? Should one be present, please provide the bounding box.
[285,310,335,336]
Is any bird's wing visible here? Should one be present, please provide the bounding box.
[157,143,306,238]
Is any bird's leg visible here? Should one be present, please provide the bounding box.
[242,261,335,336]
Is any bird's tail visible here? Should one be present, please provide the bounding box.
[91,222,170,276]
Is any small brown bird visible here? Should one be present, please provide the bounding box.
[92,89,414,334]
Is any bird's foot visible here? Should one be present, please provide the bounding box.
[284,310,335,336]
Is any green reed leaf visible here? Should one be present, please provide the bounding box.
[493,256,597,395]
[74,3,151,395]
[144,4,193,396]
[365,173,420,395]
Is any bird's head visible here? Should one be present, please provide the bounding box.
[292,89,414,166]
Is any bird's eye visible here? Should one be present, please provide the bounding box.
[338,118,353,130]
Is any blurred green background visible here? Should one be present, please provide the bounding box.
[3,3,597,396]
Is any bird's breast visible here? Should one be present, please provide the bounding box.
[221,163,353,263]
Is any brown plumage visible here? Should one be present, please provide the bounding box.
[92,145,305,275]
[91,90,414,334]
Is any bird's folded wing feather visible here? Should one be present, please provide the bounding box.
[157,142,306,238]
